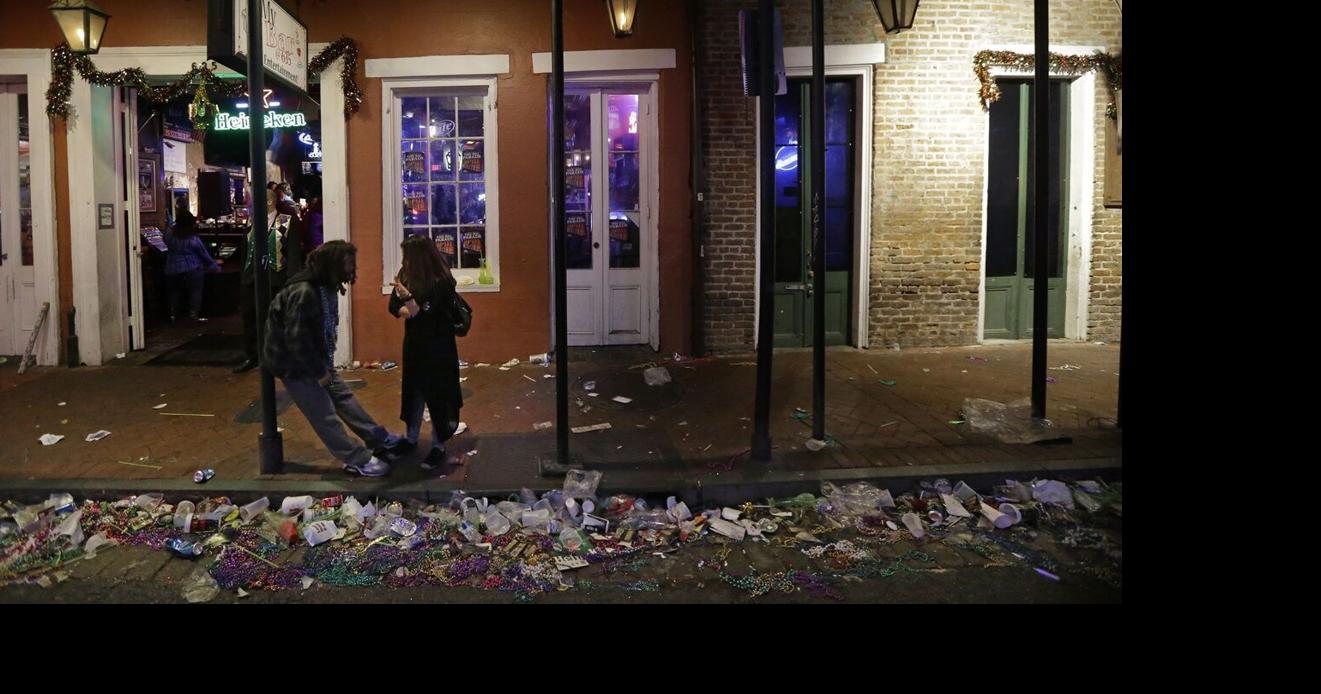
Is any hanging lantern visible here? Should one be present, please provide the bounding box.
[604,0,639,38]
[870,0,920,35]
[48,0,110,55]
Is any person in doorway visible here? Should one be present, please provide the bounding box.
[162,210,221,324]
[234,182,297,373]
[388,236,465,472]
[264,241,406,477]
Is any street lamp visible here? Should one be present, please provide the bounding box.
[870,0,920,34]
[604,0,639,38]
[48,0,110,55]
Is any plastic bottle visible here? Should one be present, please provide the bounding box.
[484,509,511,536]
[478,258,494,285]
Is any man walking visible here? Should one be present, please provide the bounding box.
[263,241,403,476]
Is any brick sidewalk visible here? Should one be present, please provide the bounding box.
[0,342,1120,490]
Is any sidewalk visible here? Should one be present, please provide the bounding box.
[0,342,1121,501]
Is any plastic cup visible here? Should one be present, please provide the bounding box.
[997,503,1022,526]
[901,512,925,539]
[239,497,269,522]
[980,502,1012,529]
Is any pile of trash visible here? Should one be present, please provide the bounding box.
[1,473,1121,601]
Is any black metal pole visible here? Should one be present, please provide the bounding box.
[1030,0,1049,421]
[751,0,775,461]
[1117,287,1123,429]
[552,0,570,465]
[810,0,826,442]
[249,0,282,473]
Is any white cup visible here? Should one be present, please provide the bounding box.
[240,497,270,522]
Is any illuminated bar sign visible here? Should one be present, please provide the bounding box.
[214,110,308,131]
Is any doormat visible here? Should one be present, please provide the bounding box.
[143,333,246,367]
[234,379,367,424]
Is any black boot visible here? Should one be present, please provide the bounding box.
[232,358,259,374]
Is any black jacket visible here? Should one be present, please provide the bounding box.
[263,269,333,381]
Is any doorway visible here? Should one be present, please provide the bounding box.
[983,78,1070,339]
[0,85,37,357]
[563,87,654,347]
[771,77,854,348]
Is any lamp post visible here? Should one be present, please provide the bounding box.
[604,0,639,38]
[870,0,920,35]
[48,0,110,54]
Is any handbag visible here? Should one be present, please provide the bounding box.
[452,292,473,337]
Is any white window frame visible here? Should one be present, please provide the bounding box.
[380,77,501,294]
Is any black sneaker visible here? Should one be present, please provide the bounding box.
[421,447,447,470]
[232,359,259,374]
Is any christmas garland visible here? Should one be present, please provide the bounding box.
[308,36,363,118]
[974,50,1121,119]
[46,37,364,133]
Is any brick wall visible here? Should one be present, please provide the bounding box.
[697,0,1122,352]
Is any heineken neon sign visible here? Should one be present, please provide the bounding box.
[213,110,308,131]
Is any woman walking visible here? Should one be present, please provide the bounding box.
[162,210,221,323]
[389,236,464,471]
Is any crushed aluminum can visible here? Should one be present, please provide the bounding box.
[320,495,343,508]
[193,468,215,484]
[390,517,418,538]
[164,538,204,559]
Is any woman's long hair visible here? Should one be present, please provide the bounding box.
[173,210,198,239]
[306,240,357,293]
[398,235,456,293]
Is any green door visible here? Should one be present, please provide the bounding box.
[984,79,1069,340]
[772,78,853,348]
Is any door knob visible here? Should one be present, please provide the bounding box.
[593,242,600,249]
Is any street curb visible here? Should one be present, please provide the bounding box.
[0,457,1120,507]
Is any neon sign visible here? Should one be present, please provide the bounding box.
[298,132,322,159]
[213,110,308,131]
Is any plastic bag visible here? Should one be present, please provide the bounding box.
[484,508,512,536]
[623,509,672,531]
[1031,480,1076,509]
[182,565,220,603]
[822,481,889,518]
[643,366,672,386]
[563,469,603,499]
[961,398,1059,444]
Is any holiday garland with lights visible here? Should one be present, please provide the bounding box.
[46,37,364,134]
[974,50,1121,119]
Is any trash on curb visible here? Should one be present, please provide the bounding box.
[571,423,612,434]
[193,469,215,484]
[39,434,64,446]
[644,366,672,386]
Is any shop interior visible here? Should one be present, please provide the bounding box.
[133,83,322,367]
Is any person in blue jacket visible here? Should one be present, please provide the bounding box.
[162,211,221,323]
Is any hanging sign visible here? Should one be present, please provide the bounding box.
[212,110,308,131]
[208,0,310,96]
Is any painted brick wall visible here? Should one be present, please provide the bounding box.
[696,0,1122,352]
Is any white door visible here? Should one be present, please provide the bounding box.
[563,88,652,347]
[120,88,145,350]
[0,88,38,357]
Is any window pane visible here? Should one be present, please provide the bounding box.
[774,86,801,147]
[565,93,591,151]
[825,80,854,145]
[432,227,457,268]
[459,183,485,224]
[428,96,456,138]
[774,144,799,208]
[21,210,33,267]
[431,184,457,225]
[403,226,428,240]
[566,211,591,270]
[459,139,484,181]
[825,205,850,272]
[609,152,639,212]
[401,97,427,139]
[460,226,485,269]
[986,81,1020,278]
[19,94,31,266]
[403,184,429,226]
[402,142,427,183]
[825,145,849,204]
[607,93,639,151]
[608,212,640,269]
[429,140,455,181]
[1024,80,1066,279]
[458,95,484,137]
